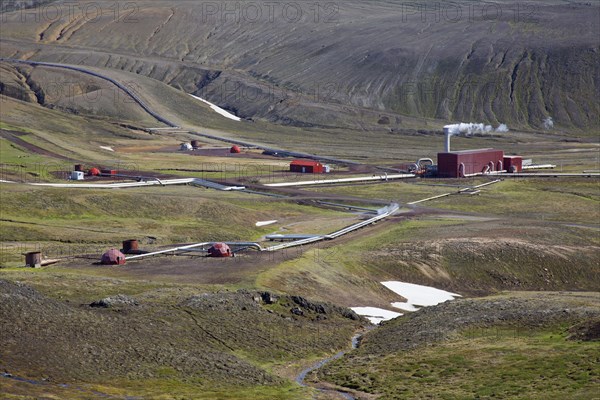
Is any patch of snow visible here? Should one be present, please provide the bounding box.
[350,307,402,325]
[189,94,241,122]
[382,281,461,309]
[351,282,463,325]
[99,146,114,152]
[256,220,278,227]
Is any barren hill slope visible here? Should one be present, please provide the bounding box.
[1,0,598,131]
[0,279,362,398]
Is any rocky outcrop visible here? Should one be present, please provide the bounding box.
[90,294,139,308]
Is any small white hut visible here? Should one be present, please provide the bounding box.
[70,171,85,181]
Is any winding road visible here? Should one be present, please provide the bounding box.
[0,58,362,167]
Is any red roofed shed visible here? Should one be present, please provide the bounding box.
[290,160,325,174]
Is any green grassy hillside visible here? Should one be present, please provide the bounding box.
[317,292,600,399]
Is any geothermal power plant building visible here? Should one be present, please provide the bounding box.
[437,149,505,178]
[437,124,523,178]
[437,150,524,177]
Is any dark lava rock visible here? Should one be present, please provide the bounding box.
[290,307,304,316]
[290,295,360,320]
[567,318,600,341]
[341,309,360,321]
[260,292,278,304]
[291,296,327,314]
[377,116,390,125]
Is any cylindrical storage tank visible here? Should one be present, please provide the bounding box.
[230,145,241,154]
[191,140,200,149]
[74,164,83,171]
[122,239,139,254]
[25,251,42,268]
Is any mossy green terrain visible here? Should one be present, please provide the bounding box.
[0,275,361,399]
[317,292,600,399]
[321,327,599,400]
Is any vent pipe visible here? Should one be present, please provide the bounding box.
[444,126,452,152]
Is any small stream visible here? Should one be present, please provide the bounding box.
[5,333,365,400]
[295,333,363,400]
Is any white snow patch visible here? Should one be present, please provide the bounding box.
[382,281,461,309]
[351,282,462,325]
[189,94,241,121]
[351,307,402,325]
[256,220,277,227]
[99,146,114,152]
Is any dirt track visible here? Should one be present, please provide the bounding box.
[64,212,422,287]
[0,129,74,161]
